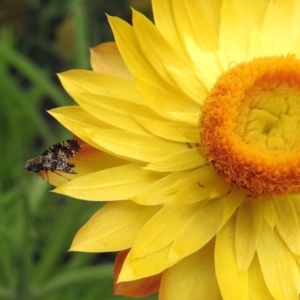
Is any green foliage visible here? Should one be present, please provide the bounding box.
[0,0,156,299]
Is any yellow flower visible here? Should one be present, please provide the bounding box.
[49,0,300,299]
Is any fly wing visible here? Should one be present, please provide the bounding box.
[42,140,81,160]
[43,156,77,174]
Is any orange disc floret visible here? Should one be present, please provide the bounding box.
[200,55,300,196]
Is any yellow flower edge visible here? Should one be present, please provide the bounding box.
[48,0,300,299]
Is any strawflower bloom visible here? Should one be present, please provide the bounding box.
[47,0,300,299]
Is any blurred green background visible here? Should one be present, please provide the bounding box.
[0,0,157,299]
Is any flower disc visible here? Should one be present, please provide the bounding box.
[201,55,300,196]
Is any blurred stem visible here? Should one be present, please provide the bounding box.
[71,0,90,68]
[0,231,15,290]
[0,42,70,107]
[37,265,113,298]
[15,193,32,300]
[35,200,85,284]
[0,68,54,140]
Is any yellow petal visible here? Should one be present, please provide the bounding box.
[144,148,206,172]
[51,106,188,163]
[58,70,143,105]
[132,10,206,104]
[70,201,159,252]
[185,40,223,91]
[273,196,300,255]
[119,244,172,281]
[85,127,187,163]
[222,188,246,221]
[235,197,262,272]
[131,202,200,259]
[135,116,198,143]
[259,196,276,228]
[130,197,227,271]
[260,0,300,55]
[133,167,207,205]
[135,78,201,122]
[215,216,248,300]
[71,140,126,174]
[153,0,223,92]
[58,71,163,135]
[151,0,185,56]
[70,92,150,134]
[53,164,163,201]
[159,240,221,300]
[179,129,200,144]
[290,194,300,219]
[168,197,227,266]
[257,220,300,299]
[90,42,132,78]
[247,255,274,300]
[153,0,220,52]
[217,215,273,300]
[107,16,158,86]
[167,111,199,126]
[171,1,223,88]
[219,0,260,62]
[114,250,161,298]
[108,15,202,121]
[170,166,231,204]
[49,106,115,149]
[133,171,190,205]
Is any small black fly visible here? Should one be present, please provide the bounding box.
[24,140,81,181]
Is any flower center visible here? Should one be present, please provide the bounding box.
[200,55,300,196]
